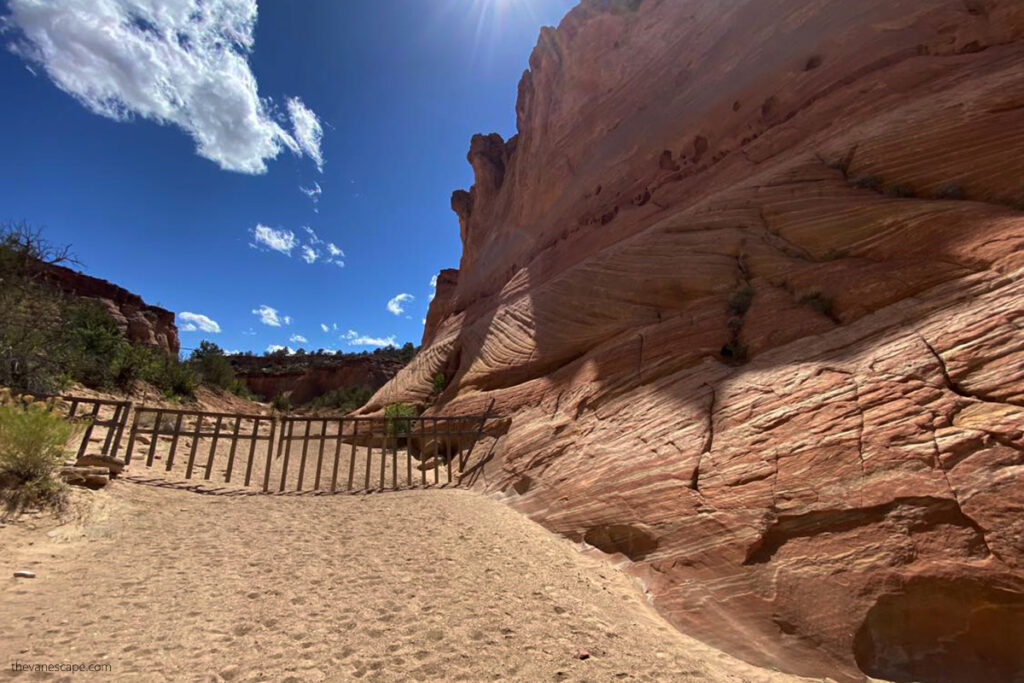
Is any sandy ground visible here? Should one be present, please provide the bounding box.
[1,483,809,682]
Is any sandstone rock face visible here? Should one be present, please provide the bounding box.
[422,268,459,347]
[36,261,179,355]
[367,1,1024,680]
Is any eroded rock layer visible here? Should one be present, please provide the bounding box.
[36,261,179,355]
[367,1,1024,679]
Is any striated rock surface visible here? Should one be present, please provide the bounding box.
[367,1,1024,680]
[35,261,179,355]
[422,268,459,347]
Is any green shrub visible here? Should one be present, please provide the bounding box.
[307,385,373,413]
[384,402,418,436]
[799,290,836,319]
[271,394,291,412]
[65,300,130,389]
[432,372,446,396]
[719,340,748,364]
[187,341,237,392]
[0,402,71,509]
[727,281,755,316]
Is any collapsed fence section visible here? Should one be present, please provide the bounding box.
[123,402,493,494]
[27,394,133,459]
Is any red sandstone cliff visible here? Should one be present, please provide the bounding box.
[373,1,1024,680]
[36,261,179,355]
[229,353,403,406]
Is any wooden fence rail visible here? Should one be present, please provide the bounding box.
[122,401,494,494]
[27,394,133,459]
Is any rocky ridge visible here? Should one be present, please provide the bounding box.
[35,261,179,356]
[365,1,1024,681]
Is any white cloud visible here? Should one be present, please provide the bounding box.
[287,97,324,172]
[251,225,296,255]
[289,334,307,344]
[302,226,322,244]
[250,223,343,267]
[348,334,397,348]
[387,293,414,316]
[266,344,294,355]
[320,323,329,333]
[178,311,221,334]
[3,0,323,174]
[343,329,397,348]
[299,182,322,201]
[252,304,288,327]
[428,274,438,301]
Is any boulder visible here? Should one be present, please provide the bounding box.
[59,466,110,490]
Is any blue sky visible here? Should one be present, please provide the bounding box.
[0,0,575,355]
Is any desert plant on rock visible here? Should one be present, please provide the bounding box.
[384,402,418,436]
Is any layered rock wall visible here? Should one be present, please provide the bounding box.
[367,1,1024,680]
[36,261,179,355]
[232,355,403,406]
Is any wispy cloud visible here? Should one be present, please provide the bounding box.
[252,305,290,327]
[3,0,322,174]
[387,293,414,316]
[320,323,329,333]
[428,274,438,301]
[251,225,297,255]
[287,97,324,172]
[299,182,322,212]
[178,311,221,334]
[289,334,308,344]
[249,224,343,267]
[343,329,397,348]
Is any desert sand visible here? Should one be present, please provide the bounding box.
[0,482,808,682]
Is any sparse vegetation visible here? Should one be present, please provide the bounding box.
[0,223,251,400]
[932,182,965,200]
[719,341,748,364]
[307,385,374,413]
[0,395,72,511]
[886,184,916,199]
[271,394,292,413]
[432,372,446,397]
[384,402,419,436]
[727,281,755,317]
[850,175,882,191]
[798,289,837,320]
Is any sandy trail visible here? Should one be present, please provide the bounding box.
[1,483,804,682]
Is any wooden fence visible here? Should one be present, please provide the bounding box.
[30,394,133,459]
[123,402,494,494]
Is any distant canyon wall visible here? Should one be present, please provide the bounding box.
[367,1,1024,680]
[230,355,403,406]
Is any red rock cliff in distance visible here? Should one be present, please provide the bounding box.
[36,261,179,356]
[229,354,403,406]
[374,1,1024,680]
